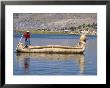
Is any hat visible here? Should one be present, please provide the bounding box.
[26,31,30,32]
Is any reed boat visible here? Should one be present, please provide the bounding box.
[16,35,86,54]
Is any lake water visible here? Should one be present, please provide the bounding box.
[13,34,97,75]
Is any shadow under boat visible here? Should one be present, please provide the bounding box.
[16,53,85,74]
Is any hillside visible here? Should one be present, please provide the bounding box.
[13,13,97,31]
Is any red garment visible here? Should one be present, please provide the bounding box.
[23,32,30,39]
[24,62,29,69]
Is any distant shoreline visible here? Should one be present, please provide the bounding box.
[14,30,97,36]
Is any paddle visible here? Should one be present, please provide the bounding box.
[16,34,23,50]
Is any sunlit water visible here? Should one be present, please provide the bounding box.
[13,34,97,75]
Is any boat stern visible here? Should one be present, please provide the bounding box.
[16,43,24,52]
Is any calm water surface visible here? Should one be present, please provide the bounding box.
[13,34,97,75]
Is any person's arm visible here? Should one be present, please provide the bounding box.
[29,33,31,38]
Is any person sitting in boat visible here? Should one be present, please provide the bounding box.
[23,31,31,48]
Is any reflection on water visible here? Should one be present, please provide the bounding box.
[16,53,85,75]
